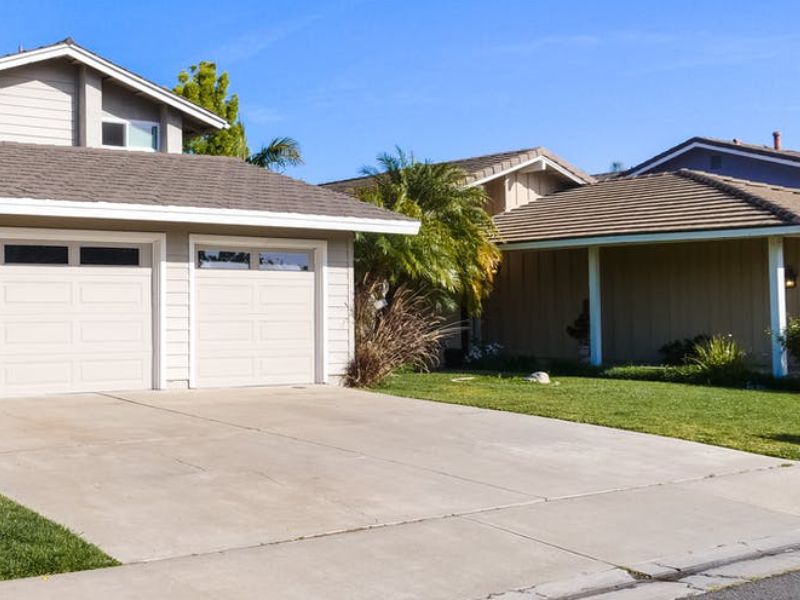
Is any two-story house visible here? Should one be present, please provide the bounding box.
[0,39,417,397]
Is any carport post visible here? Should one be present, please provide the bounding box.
[588,246,603,366]
[768,236,788,377]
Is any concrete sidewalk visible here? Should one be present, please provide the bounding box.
[0,386,798,599]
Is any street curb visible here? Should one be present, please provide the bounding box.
[483,529,800,599]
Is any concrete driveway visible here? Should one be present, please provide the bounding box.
[0,386,799,599]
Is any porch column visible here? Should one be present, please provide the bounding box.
[588,246,603,366]
[768,236,788,377]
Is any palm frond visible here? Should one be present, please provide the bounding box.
[248,136,304,171]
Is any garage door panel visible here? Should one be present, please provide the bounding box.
[3,280,72,306]
[195,246,317,388]
[79,358,146,384]
[4,321,73,344]
[0,258,153,395]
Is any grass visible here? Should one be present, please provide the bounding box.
[374,371,800,461]
[0,494,118,581]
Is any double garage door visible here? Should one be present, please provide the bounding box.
[0,234,319,396]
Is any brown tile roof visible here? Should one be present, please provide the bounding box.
[0,142,414,224]
[321,147,594,194]
[493,170,800,244]
[628,136,800,175]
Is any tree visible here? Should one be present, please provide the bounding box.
[175,62,304,171]
[174,61,249,158]
[355,148,500,315]
[248,136,304,172]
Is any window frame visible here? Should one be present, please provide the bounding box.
[101,117,160,152]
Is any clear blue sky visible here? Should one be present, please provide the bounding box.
[1,0,799,182]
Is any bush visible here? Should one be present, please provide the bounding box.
[781,317,800,364]
[658,335,710,365]
[345,281,451,388]
[689,334,748,385]
[603,364,705,384]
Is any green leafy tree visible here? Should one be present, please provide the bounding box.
[355,148,500,315]
[248,136,304,172]
[174,61,249,158]
[175,62,303,171]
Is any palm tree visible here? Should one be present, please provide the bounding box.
[247,137,304,172]
[355,148,500,315]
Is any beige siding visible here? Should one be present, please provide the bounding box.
[483,248,588,360]
[601,239,771,365]
[0,60,77,146]
[102,80,160,122]
[0,217,355,386]
[504,171,564,212]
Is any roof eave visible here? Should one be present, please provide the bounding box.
[0,196,420,235]
[497,224,800,251]
[0,43,228,131]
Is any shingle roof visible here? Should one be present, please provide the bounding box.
[493,170,800,244]
[628,136,800,175]
[321,147,594,194]
[0,142,415,224]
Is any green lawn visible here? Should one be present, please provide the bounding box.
[375,371,800,460]
[0,494,118,581]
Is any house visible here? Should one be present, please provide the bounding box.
[326,138,800,377]
[323,146,594,350]
[0,39,418,396]
[626,133,800,187]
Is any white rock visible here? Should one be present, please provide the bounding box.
[525,371,550,384]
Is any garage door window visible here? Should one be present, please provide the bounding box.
[4,244,69,264]
[198,250,251,270]
[259,251,310,271]
[80,247,141,266]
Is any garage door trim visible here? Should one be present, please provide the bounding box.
[188,234,328,387]
[0,227,167,392]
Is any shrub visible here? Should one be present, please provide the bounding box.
[689,334,748,385]
[658,335,710,365]
[781,317,800,364]
[345,280,451,387]
[603,364,705,384]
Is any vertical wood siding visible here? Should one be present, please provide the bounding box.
[483,248,588,359]
[601,239,771,365]
[0,61,77,146]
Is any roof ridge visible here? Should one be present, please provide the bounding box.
[676,169,800,225]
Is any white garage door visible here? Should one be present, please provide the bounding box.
[0,241,153,396]
[195,246,316,387]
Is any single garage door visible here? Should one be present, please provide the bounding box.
[0,241,153,396]
[195,245,317,387]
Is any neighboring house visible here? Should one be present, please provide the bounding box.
[328,137,800,377]
[323,146,595,216]
[626,133,800,187]
[487,170,800,376]
[0,39,418,396]
[323,146,594,351]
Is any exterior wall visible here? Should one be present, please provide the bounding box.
[0,60,77,146]
[0,59,185,153]
[481,171,572,216]
[503,171,564,212]
[102,81,161,122]
[0,216,355,386]
[601,239,774,365]
[647,147,800,188]
[483,248,588,360]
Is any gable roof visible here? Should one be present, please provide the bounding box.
[628,136,800,176]
[0,142,418,234]
[0,39,228,131]
[493,169,800,246]
[321,146,595,194]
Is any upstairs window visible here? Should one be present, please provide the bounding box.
[102,120,159,151]
[102,122,125,147]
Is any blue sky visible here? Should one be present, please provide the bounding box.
[1,0,799,182]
